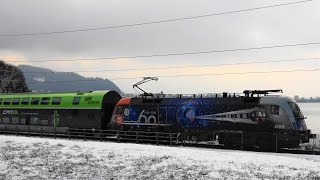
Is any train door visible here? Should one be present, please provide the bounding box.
[53,110,60,127]
[159,105,173,130]
[26,116,30,125]
[101,103,115,129]
[61,109,73,128]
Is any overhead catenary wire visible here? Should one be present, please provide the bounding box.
[109,68,320,80]
[22,68,319,84]
[1,57,319,74]
[3,41,320,63]
[0,0,312,37]
[0,57,320,74]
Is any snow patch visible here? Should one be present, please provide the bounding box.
[32,77,46,82]
[0,135,320,179]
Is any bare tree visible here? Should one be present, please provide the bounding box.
[0,60,29,93]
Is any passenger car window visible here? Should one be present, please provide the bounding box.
[12,117,19,124]
[41,97,50,105]
[21,98,30,105]
[2,117,10,124]
[73,97,81,105]
[0,98,3,105]
[52,97,62,105]
[31,98,40,105]
[12,98,21,105]
[30,117,39,125]
[4,98,12,105]
[40,118,49,125]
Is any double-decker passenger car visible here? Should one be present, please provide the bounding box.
[0,91,121,133]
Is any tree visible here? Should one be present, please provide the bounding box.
[0,60,29,93]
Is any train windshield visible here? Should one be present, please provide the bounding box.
[288,102,304,119]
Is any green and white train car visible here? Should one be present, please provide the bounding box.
[0,91,121,133]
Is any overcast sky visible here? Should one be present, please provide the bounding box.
[0,0,320,96]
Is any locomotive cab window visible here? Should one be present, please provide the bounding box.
[21,98,30,105]
[288,102,303,119]
[4,98,12,105]
[73,97,81,105]
[12,98,21,105]
[270,105,286,116]
[271,105,280,115]
[41,97,50,105]
[52,97,62,105]
[0,98,3,105]
[31,98,40,105]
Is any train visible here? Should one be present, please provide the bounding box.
[0,89,313,150]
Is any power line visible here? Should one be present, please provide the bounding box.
[0,0,312,37]
[1,57,318,74]
[71,57,320,72]
[109,68,320,80]
[4,41,320,63]
[23,68,319,84]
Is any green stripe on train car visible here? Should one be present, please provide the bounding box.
[0,91,114,109]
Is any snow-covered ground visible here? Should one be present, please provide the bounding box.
[1,135,320,180]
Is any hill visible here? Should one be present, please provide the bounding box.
[19,65,121,93]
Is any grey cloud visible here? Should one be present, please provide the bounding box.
[0,0,319,59]
[0,0,320,95]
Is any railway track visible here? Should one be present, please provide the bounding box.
[0,127,319,155]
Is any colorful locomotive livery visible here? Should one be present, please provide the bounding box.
[0,89,312,150]
[111,92,307,131]
[112,97,262,128]
[109,90,310,149]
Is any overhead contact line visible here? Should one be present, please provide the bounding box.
[0,0,312,37]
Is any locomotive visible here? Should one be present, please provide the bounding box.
[0,89,312,150]
[110,89,311,149]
